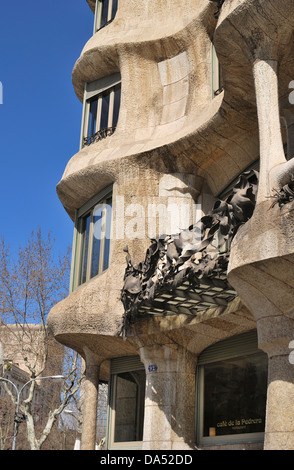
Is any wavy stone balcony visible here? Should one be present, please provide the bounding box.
[48,0,294,450]
[57,0,265,222]
[50,0,294,354]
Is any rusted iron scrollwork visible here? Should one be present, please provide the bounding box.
[119,170,259,338]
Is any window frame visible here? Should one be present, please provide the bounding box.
[80,73,121,149]
[196,331,268,447]
[93,0,118,33]
[70,185,113,293]
[106,356,146,450]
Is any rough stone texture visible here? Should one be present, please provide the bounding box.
[48,0,294,451]
[80,361,100,450]
[225,0,294,450]
[138,343,197,450]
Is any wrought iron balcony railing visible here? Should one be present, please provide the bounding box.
[119,169,259,337]
[83,126,116,147]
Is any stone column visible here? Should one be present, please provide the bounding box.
[80,356,100,450]
[228,256,294,450]
[257,316,294,450]
[252,58,294,202]
[227,21,294,450]
[138,343,197,450]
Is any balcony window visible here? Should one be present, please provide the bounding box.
[94,0,118,33]
[70,186,112,291]
[197,331,268,446]
[80,73,121,148]
[107,356,145,449]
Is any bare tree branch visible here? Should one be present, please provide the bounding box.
[0,228,81,450]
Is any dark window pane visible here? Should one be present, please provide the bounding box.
[203,353,268,438]
[112,85,121,128]
[100,92,110,130]
[76,193,112,287]
[111,0,118,18]
[114,371,145,443]
[91,203,104,278]
[103,201,112,270]
[88,99,98,137]
[80,214,91,284]
[101,0,109,28]
[91,236,101,279]
[90,200,112,278]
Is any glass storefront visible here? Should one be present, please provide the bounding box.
[197,331,268,445]
[202,353,267,438]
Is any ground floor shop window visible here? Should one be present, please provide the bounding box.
[197,331,268,445]
[107,356,145,449]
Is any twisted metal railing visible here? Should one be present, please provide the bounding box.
[119,170,259,337]
[84,126,116,146]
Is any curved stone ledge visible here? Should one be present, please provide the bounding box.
[57,87,262,220]
[228,200,294,272]
[73,0,215,101]
[60,0,294,220]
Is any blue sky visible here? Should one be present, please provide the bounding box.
[0,1,94,257]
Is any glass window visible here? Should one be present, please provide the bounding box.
[94,0,118,33]
[197,332,268,445]
[100,91,110,130]
[88,99,98,138]
[71,189,112,291]
[108,357,146,449]
[112,85,121,127]
[113,371,145,443]
[82,81,121,147]
[80,214,91,285]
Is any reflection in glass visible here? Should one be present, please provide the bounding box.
[101,0,109,27]
[95,0,119,32]
[113,86,121,128]
[202,353,268,437]
[112,0,119,18]
[80,215,91,285]
[101,92,110,130]
[74,193,112,289]
[84,83,121,145]
[91,217,101,280]
[103,200,112,271]
[88,99,98,137]
[114,371,145,443]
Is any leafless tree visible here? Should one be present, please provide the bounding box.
[0,229,83,450]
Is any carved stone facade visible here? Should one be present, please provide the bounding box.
[48,0,294,450]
